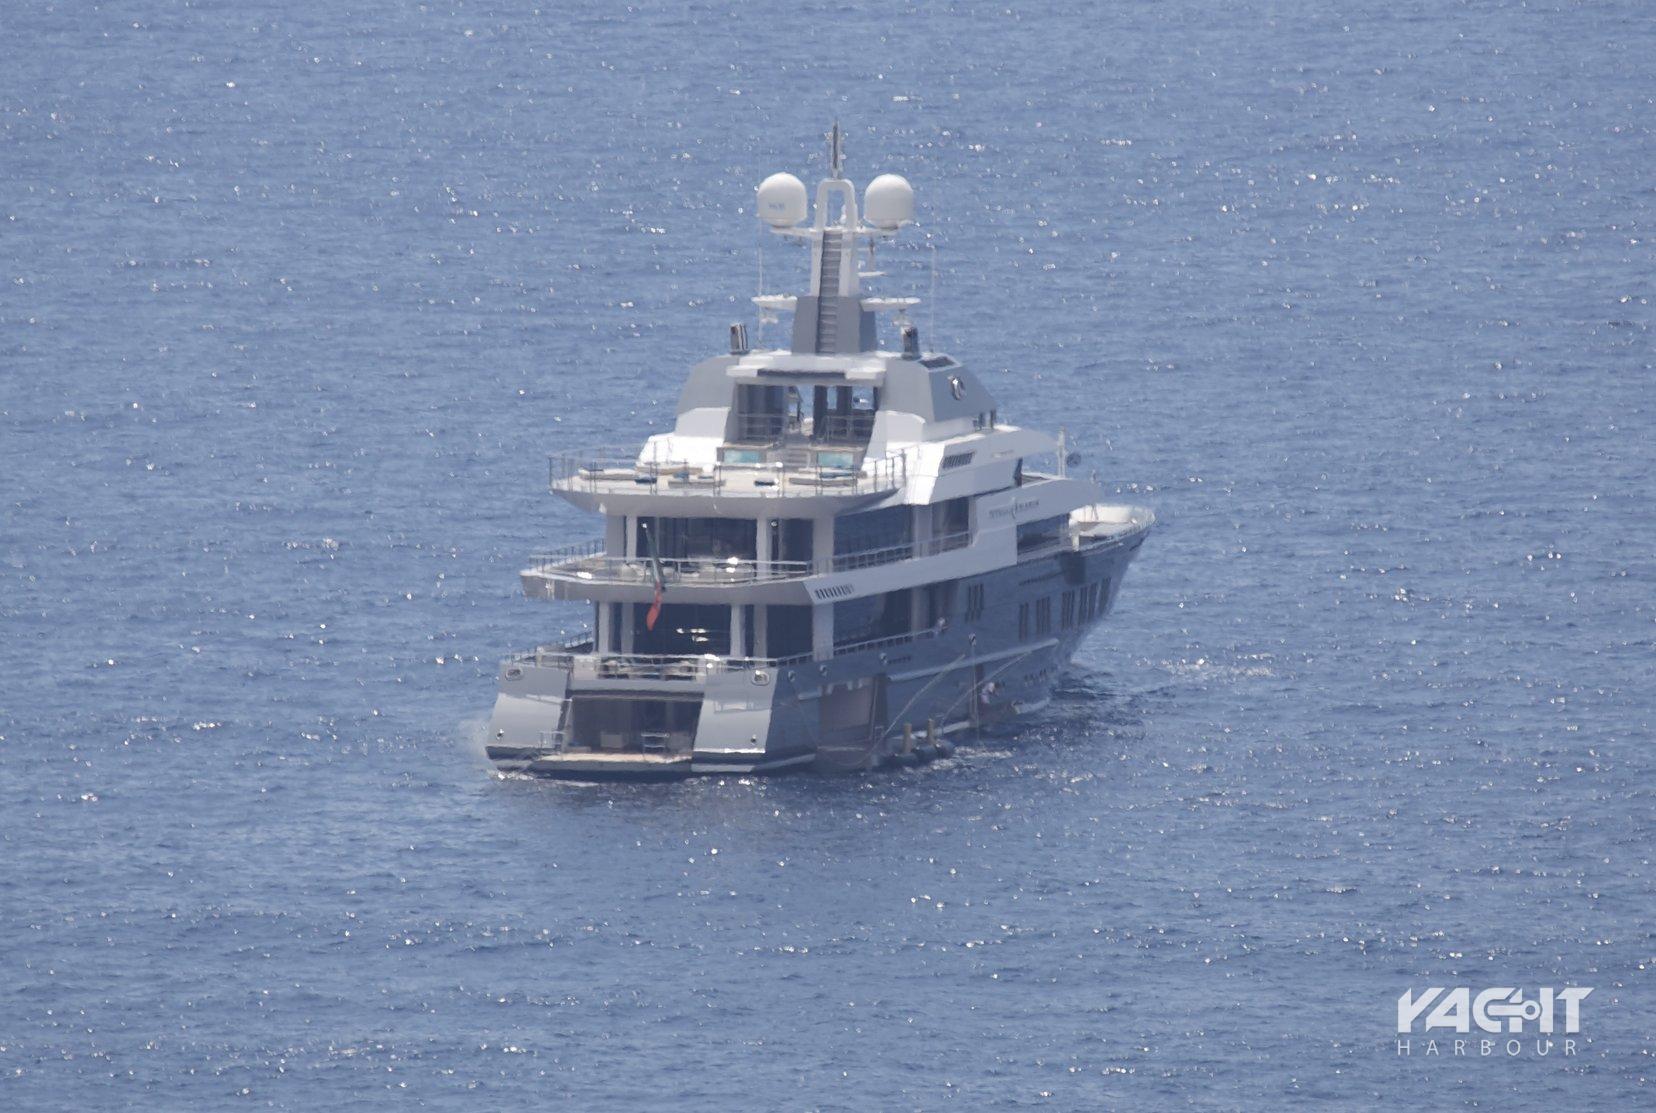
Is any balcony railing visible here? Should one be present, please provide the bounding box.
[549,448,909,499]
[830,529,970,572]
[831,626,942,658]
[504,644,808,681]
[814,411,876,442]
[507,625,947,679]
[528,545,814,585]
[729,411,876,445]
[527,529,973,589]
[733,413,788,442]
[504,632,594,669]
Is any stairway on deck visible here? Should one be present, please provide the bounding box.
[776,444,813,470]
[814,231,842,352]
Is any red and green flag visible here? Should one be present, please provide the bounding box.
[642,520,666,631]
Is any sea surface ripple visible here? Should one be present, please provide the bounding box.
[1,1,1652,1107]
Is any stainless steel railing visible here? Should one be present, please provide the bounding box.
[727,411,875,444]
[548,448,909,499]
[830,626,942,658]
[732,413,789,442]
[505,646,809,680]
[813,412,876,442]
[526,529,973,586]
[507,626,945,676]
[829,530,970,572]
[527,549,814,585]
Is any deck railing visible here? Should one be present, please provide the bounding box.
[527,529,973,587]
[728,411,875,445]
[814,412,876,442]
[829,529,970,572]
[505,644,809,680]
[732,413,789,442]
[507,623,947,679]
[527,545,813,585]
[830,626,942,658]
[549,447,908,499]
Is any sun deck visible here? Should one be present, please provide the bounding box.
[549,449,909,503]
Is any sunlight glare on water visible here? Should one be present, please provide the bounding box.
[1,0,1651,1107]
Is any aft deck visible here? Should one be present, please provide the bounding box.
[492,748,695,781]
[502,627,945,685]
[504,642,806,686]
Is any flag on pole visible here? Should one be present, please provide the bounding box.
[642,521,665,631]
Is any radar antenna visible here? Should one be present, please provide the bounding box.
[749,129,921,354]
[827,120,844,179]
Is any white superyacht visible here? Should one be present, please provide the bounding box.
[488,129,1153,780]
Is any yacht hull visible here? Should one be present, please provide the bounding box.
[487,517,1149,781]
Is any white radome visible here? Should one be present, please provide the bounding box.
[756,173,808,227]
[863,173,915,230]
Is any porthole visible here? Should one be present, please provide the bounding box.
[949,375,965,400]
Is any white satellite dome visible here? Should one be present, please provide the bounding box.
[755,173,808,227]
[863,173,915,230]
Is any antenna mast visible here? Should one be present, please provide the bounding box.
[828,120,844,179]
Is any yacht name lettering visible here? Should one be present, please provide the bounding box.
[989,499,1041,521]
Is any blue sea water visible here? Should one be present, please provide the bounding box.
[2,0,1652,1107]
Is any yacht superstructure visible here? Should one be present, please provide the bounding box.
[487,130,1153,780]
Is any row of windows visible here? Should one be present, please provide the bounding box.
[861,574,1111,642]
[1078,579,1109,623]
[1017,579,1112,641]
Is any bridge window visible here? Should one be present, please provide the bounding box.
[734,384,789,442]
[733,382,879,445]
[835,505,912,561]
[930,496,970,544]
[640,517,756,563]
[1016,515,1066,554]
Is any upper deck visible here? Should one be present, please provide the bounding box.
[541,151,1020,515]
[521,484,1152,606]
[549,445,911,515]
